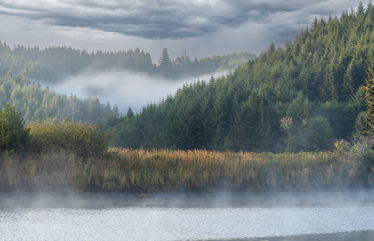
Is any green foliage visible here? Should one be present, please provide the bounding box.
[356,111,371,135]
[366,65,374,134]
[0,104,30,152]
[29,122,109,158]
[111,5,373,152]
[356,64,374,136]
[288,116,334,152]
[0,72,119,125]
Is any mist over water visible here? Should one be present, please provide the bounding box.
[50,70,228,113]
[0,190,374,241]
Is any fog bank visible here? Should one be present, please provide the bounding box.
[50,70,228,113]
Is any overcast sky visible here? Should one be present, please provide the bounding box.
[0,0,366,59]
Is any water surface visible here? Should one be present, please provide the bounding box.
[1,191,373,241]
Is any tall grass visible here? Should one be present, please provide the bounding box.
[0,147,372,192]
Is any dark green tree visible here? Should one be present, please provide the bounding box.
[0,104,29,152]
[126,107,134,119]
[158,48,173,77]
[365,65,374,134]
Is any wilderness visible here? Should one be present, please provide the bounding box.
[1,2,374,241]
[0,4,373,193]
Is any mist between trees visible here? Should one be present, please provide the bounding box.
[0,42,253,83]
[108,4,374,153]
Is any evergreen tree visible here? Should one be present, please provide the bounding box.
[0,104,29,152]
[365,65,374,134]
[158,48,173,77]
[126,107,134,119]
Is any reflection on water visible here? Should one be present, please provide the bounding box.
[0,191,374,241]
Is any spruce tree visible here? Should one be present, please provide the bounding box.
[0,104,29,152]
[159,48,173,77]
[126,107,134,119]
[366,65,374,134]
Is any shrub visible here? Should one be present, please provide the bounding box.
[334,140,351,153]
[0,104,29,152]
[302,117,333,151]
[287,116,333,152]
[29,122,109,158]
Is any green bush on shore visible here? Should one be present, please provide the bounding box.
[0,104,109,158]
[29,122,109,158]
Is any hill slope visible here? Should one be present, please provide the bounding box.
[111,4,374,152]
[0,72,119,125]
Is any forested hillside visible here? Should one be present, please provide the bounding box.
[0,72,119,125]
[0,43,254,82]
[111,4,374,152]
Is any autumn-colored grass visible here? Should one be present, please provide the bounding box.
[0,148,372,192]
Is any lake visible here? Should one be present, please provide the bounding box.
[1,191,373,241]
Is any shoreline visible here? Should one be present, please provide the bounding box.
[1,189,373,208]
[1,148,373,193]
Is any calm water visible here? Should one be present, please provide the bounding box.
[1,192,374,241]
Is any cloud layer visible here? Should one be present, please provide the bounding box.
[51,70,228,112]
[0,0,331,39]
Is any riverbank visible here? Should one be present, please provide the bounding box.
[0,147,373,192]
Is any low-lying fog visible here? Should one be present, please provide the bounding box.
[1,191,373,241]
[50,71,228,113]
[1,190,374,209]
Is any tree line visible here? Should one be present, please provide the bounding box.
[110,3,374,153]
[0,42,254,82]
[0,72,119,125]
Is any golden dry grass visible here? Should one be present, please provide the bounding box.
[0,148,371,192]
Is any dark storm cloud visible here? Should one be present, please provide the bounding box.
[0,0,329,39]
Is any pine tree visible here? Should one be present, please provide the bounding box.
[0,104,29,152]
[126,107,134,119]
[365,65,374,134]
[358,2,365,15]
[159,48,173,77]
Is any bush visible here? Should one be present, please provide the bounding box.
[0,104,29,152]
[29,122,109,158]
[287,116,333,152]
[303,116,334,151]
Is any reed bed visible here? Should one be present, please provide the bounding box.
[0,148,372,192]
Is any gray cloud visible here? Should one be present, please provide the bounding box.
[0,0,329,39]
[0,0,366,60]
[0,0,366,111]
